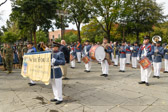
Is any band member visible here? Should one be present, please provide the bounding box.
[138,36,154,86]
[119,41,126,72]
[27,42,36,86]
[70,44,76,69]
[59,40,70,80]
[131,42,139,68]
[164,44,168,73]
[75,41,82,63]
[82,40,92,72]
[50,43,65,105]
[113,42,120,66]
[151,42,155,61]
[153,41,164,78]
[110,41,114,62]
[101,38,112,77]
[126,42,132,64]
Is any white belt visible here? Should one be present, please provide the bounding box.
[52,66,60,69]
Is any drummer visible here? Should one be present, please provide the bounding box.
[153,41,164,79]
[137,36,154,86]
[82,40,92,72]
[70,44,76,69]
[101,38,112,77]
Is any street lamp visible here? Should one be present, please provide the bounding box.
[56,10,70,40]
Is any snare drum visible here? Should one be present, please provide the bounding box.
[89,45,105,62]
[82,56,90,64]
[139,57,151,69]
[70,54,75,61]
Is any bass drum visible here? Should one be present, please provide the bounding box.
[89,45,105,62]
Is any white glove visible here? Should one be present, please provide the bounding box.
[137,57,140,61]
[52,58,56,64]
[143,49,147,57]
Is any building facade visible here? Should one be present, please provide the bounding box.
[49,29,76,41]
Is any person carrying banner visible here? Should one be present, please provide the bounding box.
[50,43,65,105]
[27,42,36,86]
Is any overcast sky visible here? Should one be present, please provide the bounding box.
[0,0,168,30]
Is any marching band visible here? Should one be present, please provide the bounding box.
[0,35,168,105]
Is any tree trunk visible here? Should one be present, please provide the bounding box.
[136,31,140,44]
[77,24,81,42]
[107,30,111,42]
[0,0,7,7]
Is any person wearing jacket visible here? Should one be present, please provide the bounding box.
[50,43,65,105]
[153,41,164,79]
[137,36,154,86]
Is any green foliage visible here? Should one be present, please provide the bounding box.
[81,19,105,42]
[121,0,166,43]
[1,31,19,43]
[65,0,92,42]
[55,38,61,43]
[89,0,122,41]
[36,31,48,44]
[63,32,78,44]
[10,0,62,45]
[151,22,168,43]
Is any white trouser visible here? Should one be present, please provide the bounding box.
[140,66,152,83]
[132,57,137,68]
[153,62,162,76]
[165,59,168,71]
[85,61,91,71]
[76,52,81,62]
[71,60,75,67]
[113,55,119,65]
[30,79,36,84]
[51,78,62,101]
[126,54,131,64]
[152,55,154,62]
[111,53,114,62]
[101,60,109,74]
[120,58,126,71]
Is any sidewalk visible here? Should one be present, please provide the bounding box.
[0,62,168,112]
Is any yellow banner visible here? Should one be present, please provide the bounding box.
[21,53,51,85]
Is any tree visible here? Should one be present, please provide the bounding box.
[10,0,62,46]
[36,30,48,44]
[89,0,122,41]
[63,31,78,44]
[65,0,92,42]
[121,0,166,43]
[81,19,105,43]
[1,31,19,43]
